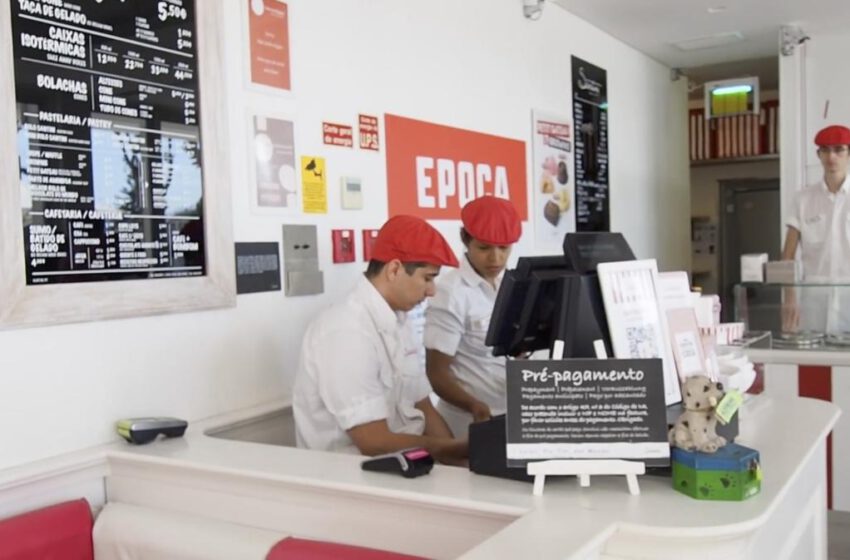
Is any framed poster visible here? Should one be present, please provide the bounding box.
[0,0,235,329]
[532,110,575,250]
[244,0,292,94]
[249,113,298,213]
[597,259,682,405]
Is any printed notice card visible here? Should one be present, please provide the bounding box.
[506,358,670,467]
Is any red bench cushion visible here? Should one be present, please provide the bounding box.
[0,499,93,560]
[266,537,427,560]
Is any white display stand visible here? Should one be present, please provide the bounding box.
[524,338,647,497]
[527,459,645,496]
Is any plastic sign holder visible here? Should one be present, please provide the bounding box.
[523,338,648,497]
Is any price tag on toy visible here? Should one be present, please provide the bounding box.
[715,389,743,425]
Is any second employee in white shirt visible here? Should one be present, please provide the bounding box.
[424,196,522,438]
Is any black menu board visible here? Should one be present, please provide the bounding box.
[11,0,205,285]
[571,56,609,232]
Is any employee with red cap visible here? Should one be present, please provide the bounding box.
[293,215,468,464]
[424,196,523,437]
[782,124,850,333]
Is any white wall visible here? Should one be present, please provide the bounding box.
[0,0,688,470]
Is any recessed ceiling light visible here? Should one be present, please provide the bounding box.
[707,5,727,14]
[671,31,743,51]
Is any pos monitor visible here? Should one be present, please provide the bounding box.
[485,233,635,359]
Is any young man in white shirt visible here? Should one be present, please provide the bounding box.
[293,215,468,464]
[782,124,850,333]
[424,196,522,437]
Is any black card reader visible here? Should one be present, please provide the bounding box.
[116,417,188,444]
[361,447,434,478]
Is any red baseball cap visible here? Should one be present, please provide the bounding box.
[814,125,850,147]
[461,196,522,245]
[372,215,459,267]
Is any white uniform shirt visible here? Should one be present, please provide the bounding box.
[293,277,432,453]
[786,176,850,332]
[787,176,850,282]
[424,256,506,436]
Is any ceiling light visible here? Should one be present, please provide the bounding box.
[706,6,727,14]
[712,85,752,96]
[671,31,743,51]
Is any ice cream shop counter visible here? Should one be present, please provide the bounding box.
[1,395,835,559]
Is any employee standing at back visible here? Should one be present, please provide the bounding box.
[782,124,850,333]
[424,196,522,438]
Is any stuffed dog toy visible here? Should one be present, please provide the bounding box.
[669,376,727,453]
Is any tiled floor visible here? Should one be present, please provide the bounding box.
[831,511,850,560]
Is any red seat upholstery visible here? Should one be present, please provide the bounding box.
[266,537,427,560]
[0,499,93,560]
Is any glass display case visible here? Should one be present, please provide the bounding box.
[733,283,850,350]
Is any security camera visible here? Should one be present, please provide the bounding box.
[523,0,544,20]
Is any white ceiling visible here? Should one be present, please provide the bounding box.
[552,0,850,70]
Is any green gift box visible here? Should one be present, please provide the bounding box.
[672,443,761,501]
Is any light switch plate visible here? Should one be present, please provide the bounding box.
[341,177,363,210]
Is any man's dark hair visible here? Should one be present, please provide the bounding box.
[364,260,430,279]
[460,227,473,246]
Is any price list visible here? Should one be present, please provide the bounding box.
[11,0,206,285]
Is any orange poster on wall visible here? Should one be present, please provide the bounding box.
[248,0,291,91]
[384,114,528,220]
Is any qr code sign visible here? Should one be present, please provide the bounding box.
[626,325,658,358]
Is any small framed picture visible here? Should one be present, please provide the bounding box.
[597,259,682,405]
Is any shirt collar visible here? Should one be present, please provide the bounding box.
[355,275,404,332]
[820,175,849,195]
[460,254,504,291]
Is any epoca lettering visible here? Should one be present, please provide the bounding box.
[415,157,510,209]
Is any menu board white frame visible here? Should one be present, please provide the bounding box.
[0,0,235,329]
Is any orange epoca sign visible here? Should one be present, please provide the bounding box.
[385,114,528,220]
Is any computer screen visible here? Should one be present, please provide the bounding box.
[486,258,610,358]
[486,233,635,359]
[563,232,636,274]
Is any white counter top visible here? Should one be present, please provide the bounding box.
[746,347,850,367]
[101,396,839,559]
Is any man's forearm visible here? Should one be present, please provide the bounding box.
[347,420,466,464]
[428,369,479,412]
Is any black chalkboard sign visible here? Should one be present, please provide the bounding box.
[571,56,609,232]
[506,358,670,467]
[11,0,205,285]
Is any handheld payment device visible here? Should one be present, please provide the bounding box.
[361,447,434,478]
[116,417,188,444]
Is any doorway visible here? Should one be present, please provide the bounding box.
[718,178,781,322]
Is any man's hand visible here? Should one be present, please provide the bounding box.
[469,400,492,423]
[429,438,469,467]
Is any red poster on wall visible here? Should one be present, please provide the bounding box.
[248,0,291,91]
[322,122,354,148]
[359,114,380,151]
[384,114,528,220]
